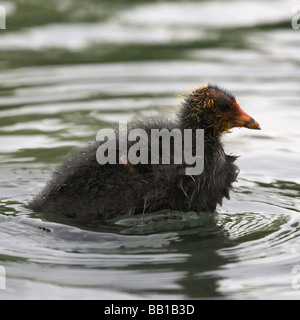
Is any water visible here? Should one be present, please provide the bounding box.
[0,0,300,299]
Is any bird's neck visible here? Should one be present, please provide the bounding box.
[179,122,223,157]
[178,102,223,150]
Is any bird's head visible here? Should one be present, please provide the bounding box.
[179,84,260,134]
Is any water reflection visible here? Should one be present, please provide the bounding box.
[21,211,235,298]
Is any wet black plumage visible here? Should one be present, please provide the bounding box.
[28,84,260,221]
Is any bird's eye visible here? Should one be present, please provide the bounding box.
[219,103,229,112]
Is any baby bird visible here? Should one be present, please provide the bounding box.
[28,84,260,221]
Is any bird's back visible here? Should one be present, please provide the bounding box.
[28,120,238,221]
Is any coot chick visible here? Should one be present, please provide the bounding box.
[29,84,260,221]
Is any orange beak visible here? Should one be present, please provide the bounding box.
[232,103,261,130]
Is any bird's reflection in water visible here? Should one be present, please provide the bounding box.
[33,210,234,298]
